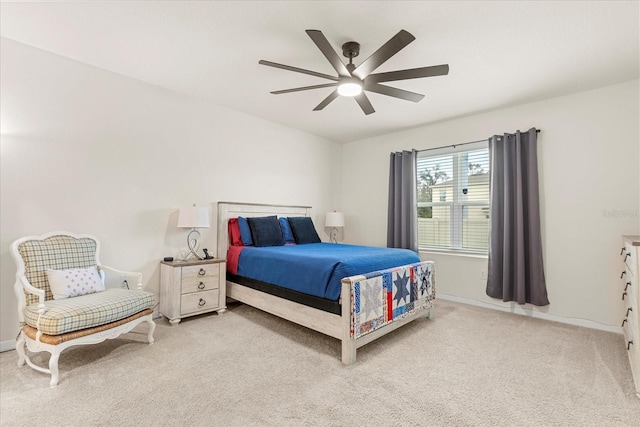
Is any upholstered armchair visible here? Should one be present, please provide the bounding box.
[11,232,156,387]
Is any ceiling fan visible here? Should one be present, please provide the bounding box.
[259,29,449,115]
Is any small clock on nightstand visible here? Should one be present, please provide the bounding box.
[159,258,226,325]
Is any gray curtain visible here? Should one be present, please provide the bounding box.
[487,128,549,306]
[387,150,418,252]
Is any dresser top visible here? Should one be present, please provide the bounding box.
[623,235,640,246]
[161,258,224,266]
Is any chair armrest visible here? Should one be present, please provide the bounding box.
[14,275,46,326]
[18,275,46,301]
[98,265,144,290]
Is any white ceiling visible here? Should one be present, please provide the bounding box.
[1,1,638,143]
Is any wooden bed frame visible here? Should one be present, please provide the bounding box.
[216,201,434,364]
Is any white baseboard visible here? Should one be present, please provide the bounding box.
[438,293,623,334]
[1,340,16,352]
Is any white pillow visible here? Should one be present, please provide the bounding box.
[46,266,105,300]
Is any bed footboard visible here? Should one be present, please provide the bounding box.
[341,260,436,364]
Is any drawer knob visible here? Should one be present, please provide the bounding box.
[628,341,634,351]
[624,282,631,291]
[626,307,633,317]
[198,282,205,290]
[621,271,626,279]
[622,292,627,300]
[624,253,631,261]
[622,318,628,327]
[198,268,206,276]
[198,298,206,307]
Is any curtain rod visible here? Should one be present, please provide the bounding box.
[418,129,541,153]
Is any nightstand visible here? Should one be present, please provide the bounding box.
[160,258,226,325]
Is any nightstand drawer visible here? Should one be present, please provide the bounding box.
[181,289,220,315]
[182,264,220,281]
[182,276,219,294]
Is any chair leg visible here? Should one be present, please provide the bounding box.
[49,351,61,388]
[147,319,156,344]
[16,332,26,367]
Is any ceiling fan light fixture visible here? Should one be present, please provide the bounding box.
[337,78,362,97]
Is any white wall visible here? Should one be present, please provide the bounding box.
[0,39,341,347]
[341,80,640,329]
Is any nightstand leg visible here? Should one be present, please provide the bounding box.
[217,308,226,315]
[169,318,181,326]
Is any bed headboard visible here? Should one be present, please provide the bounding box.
[216,202,311,259]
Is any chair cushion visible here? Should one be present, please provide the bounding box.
[23,288,156,335]
[22,309,154,345]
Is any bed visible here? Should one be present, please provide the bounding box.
[216,202,436,364]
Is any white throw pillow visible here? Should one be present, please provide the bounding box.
[46,266,105,300]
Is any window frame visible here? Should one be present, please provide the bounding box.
[416,140,490,254]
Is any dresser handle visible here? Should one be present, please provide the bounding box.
[198,298,206,307]
[621,271,626,279]
[622,318,628,327]
[628,341,634,351]
[621,247,626,255]
[624,282,631,291]
[197,282,205,290]
[624,253,631,261]
[626,307,633,317]
[622,292,627,300]
[198,268,206,276]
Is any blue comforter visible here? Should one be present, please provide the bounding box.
[237,243,420,300]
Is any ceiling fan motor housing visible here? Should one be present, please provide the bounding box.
[342,41,360,59]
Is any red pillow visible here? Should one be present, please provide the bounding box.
[228,218,243,246]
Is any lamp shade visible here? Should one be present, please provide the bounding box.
[177,206,210,229]
[325,212,345,228]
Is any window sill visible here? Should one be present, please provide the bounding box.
[418,249,488,259]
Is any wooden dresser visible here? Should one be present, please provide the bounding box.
[621,235,640,398]
[160,259,226,325]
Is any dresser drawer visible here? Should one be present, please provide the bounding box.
[182,276,219,294]
[181,289,220,315]
[182,264,220,281]
[624,244,636,276]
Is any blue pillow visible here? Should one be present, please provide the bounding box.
[247,216,285,247]
[238,216,253,246]
[279,217,295,244]
[287,217,321,244]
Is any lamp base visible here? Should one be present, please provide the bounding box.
[330,227,339,244]
[185,229,203,260]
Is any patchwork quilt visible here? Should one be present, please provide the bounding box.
[347,261,435,339]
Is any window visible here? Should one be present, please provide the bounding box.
[417,141,490,253]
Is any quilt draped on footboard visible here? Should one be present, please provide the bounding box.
[344,261,435,339]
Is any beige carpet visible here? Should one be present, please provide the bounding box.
[1,299,639,426]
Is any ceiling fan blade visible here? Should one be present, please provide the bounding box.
[305,30,350,78]
[364,83,424,103]
[313,90,340,111]
[354,92,375,115]
[352,30,415,80]
[271,83,338,95]
[259,60,339,81]
[366,64,449,84]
